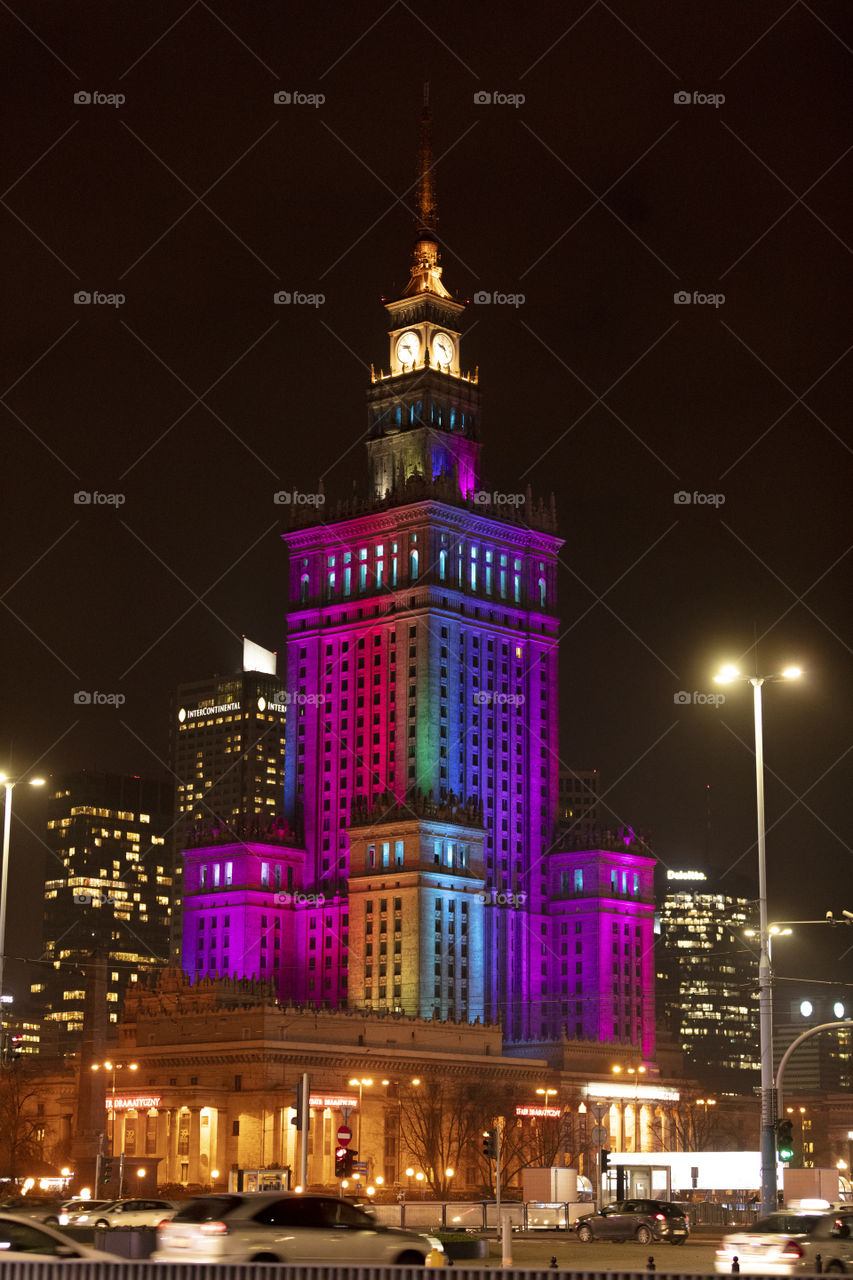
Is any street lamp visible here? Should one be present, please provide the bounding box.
[348,1076,373,1168]
[612,1064,646,1151]
[0,774,45,1029]
[714,660,802,1216]
[91,1060,138,1157]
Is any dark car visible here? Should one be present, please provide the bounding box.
[575,1199,689,1245]
[0,1197,68,1226]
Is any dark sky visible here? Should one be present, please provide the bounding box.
[2,1,851,1002]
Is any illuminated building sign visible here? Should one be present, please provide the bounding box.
[586,1083,679,1103]
[515,1105,561,1118]
[107,1096,162,1111]
[309,1094,358,1110]
[666,870,707,881]
[178,702,240,722]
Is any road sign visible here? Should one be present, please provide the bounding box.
[590,1103,609,1123]
[353,1161,368,1173]
[337,1125,352,1147]
[590,1124,608,1145]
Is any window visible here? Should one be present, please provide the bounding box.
[224,861,232,886]
[410,548,419,581]
[261,862,270,887]
[574,868,583,893]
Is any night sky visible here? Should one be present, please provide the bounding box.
[2,1,851,1006]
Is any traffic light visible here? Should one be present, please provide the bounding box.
[334,1146,347,1177]
[291,1075,310,1131]
[10,1034,23,1060]
[344,1149,356,1177]
[102,1157,114,1185]
[601,1149,611,1173]
[776,1119,794,1162]
[482,1129,497,1160]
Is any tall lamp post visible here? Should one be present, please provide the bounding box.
[714,661,802,1216]
[0,773,46,1031]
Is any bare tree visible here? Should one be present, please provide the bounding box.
[0,1069,45,1182]
[398,1076,483,1198]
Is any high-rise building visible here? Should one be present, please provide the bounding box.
[33,770,173,1047]
[169,638,287,956]
[180,97,656,1054]
[655,866,758,1088]
[557,769,601,831]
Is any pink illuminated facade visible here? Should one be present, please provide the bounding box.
[180,100,657,1054]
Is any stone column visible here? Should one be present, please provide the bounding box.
[168,1108,181,1183]
[188,1107,202,1184]
[156,1110,169,1170]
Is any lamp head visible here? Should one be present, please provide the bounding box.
[714,664,740,684]
[781,666,802,680]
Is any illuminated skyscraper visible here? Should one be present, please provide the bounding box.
[181,96,657,1053]
[656,866,758,1087]
[34,770,173,1047]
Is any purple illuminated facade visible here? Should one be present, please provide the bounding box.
[181,103,657,1053]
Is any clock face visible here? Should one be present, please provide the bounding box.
[395,330,421,366]
[432,332,454,366]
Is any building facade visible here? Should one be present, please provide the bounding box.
[655,866,758,1089]
[169,638,287,955]
[33,771,173,1047]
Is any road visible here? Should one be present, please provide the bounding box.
[472,1233,724,1272]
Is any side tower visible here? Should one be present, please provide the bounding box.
[281,91,563,1037]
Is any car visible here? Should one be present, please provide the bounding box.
[574,1198,689,1245]
[715,1211,825,1274]
[0,1196,68,1226]
[155,1192,444,1265]
[0,1212,103,1261]
[77,1197,178,1228]
[796,1208,853,1274]
[64,1199,113,1222]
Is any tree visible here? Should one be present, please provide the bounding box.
[398,1076,483,1198]
[0,1069,45,1182]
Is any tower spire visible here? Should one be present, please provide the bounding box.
[415,81,438,236]
[403,83,451,299]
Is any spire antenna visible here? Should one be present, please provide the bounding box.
[415,80,438,236]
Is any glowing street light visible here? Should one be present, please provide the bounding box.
[0,774,45,1026]
[712,660,803,1217]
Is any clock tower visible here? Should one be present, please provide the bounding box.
[366,88,482,503]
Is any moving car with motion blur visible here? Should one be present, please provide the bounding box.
[156,1193,443,1265]
[76,1197,178,1228]
[714,1210,824,1274]
[574,1198,689,1245]
[0,1212,103,1261]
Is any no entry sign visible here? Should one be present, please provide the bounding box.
[337,1125,352,1146]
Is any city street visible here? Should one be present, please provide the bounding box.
[474,1234,723,1273]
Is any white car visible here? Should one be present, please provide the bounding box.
[715,1211,825,1274]
[82,1197,178,1228]
[156,1192,443,1265]
[0,1212,103,1261]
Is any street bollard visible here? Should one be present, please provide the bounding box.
[550,1257,559,1269]
[732,1257,740,1273]
[424,1248,444,1267]
[646,1256,655,1272]
[816,1255,822,1274]
[501,1214,513,1268]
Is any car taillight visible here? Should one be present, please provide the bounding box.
[781,1241,803,1258]
[200,1221,229,1235]
[157,1221,171,1233]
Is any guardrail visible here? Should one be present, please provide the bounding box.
[0,1267,701,1280]
[370,1202,593,1231]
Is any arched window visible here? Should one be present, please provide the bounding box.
[410,549,419,581]
[439,549,447,581]
[538,576,546,608]
[300,574,309,603]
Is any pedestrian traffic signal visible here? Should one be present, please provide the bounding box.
[334,1146,347,1177]
[601,1149,611,1173]
[776,1119,794,1162]
[102,1157,114,1185]
[482,1129,497,1160]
